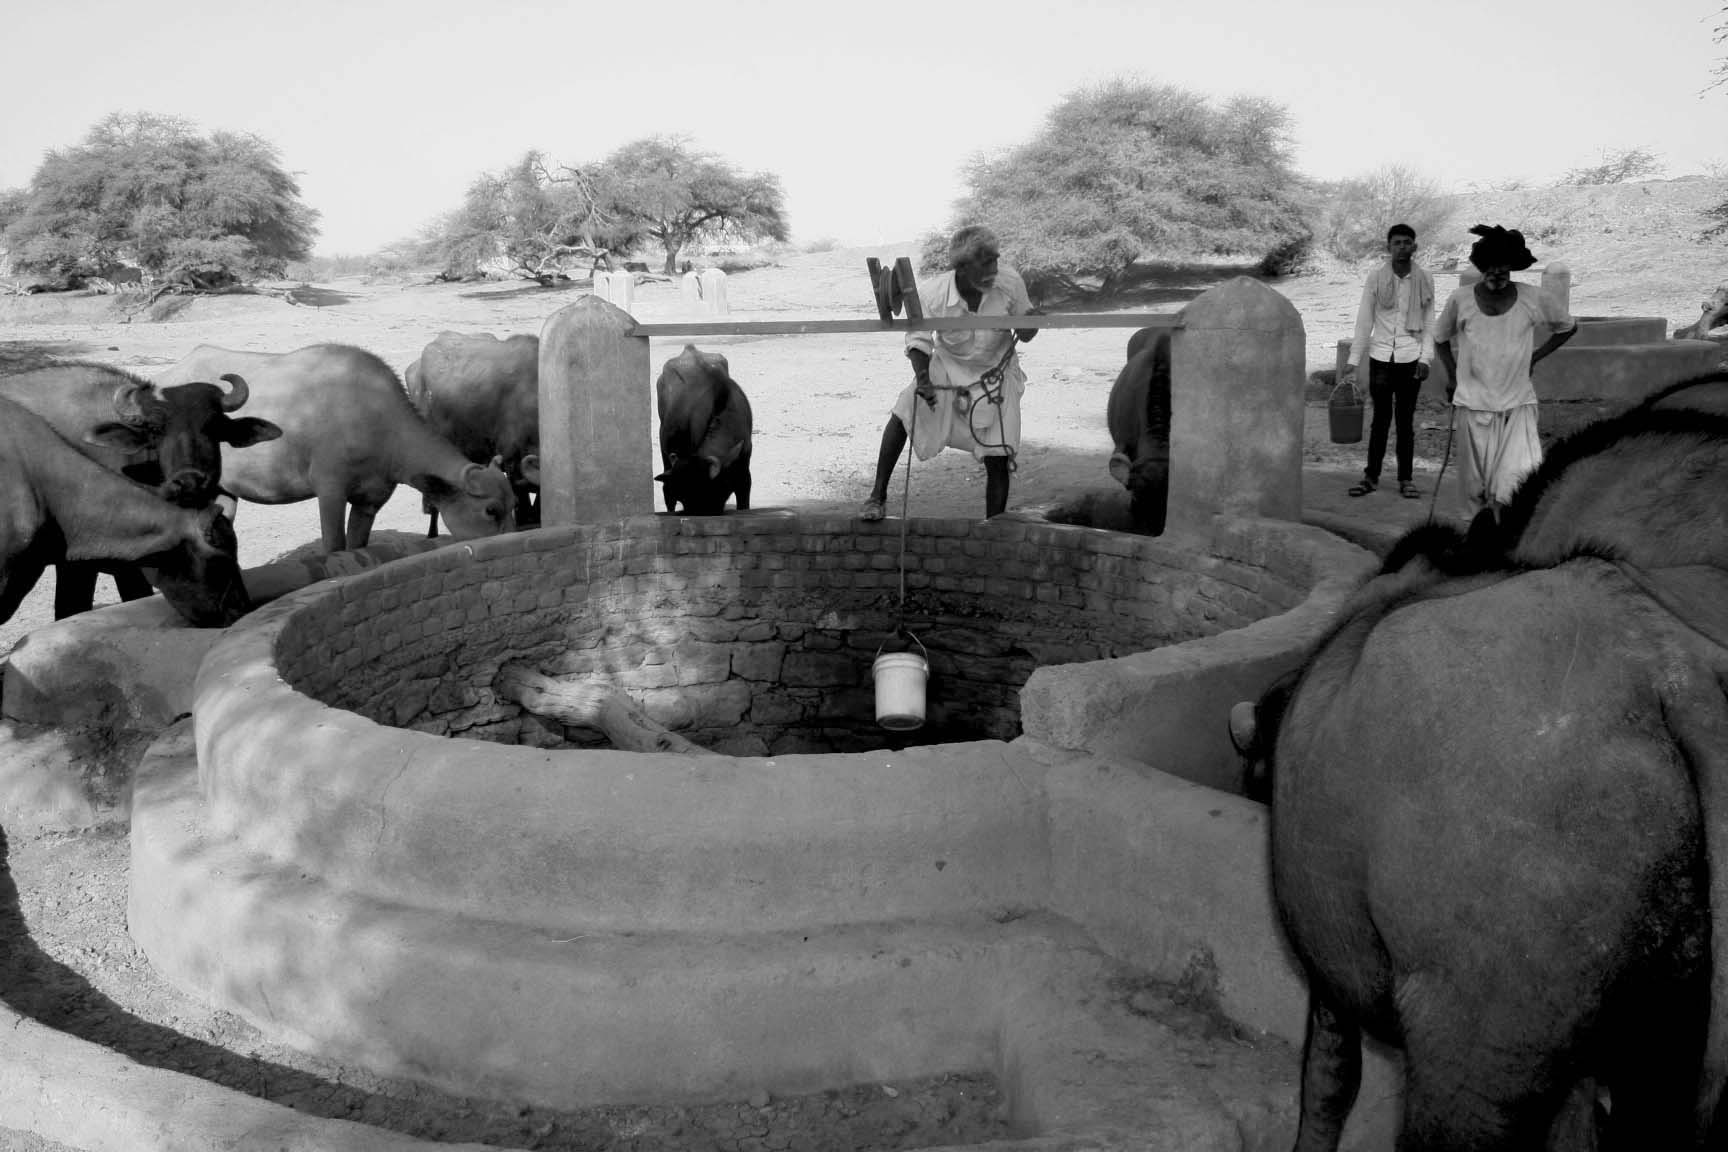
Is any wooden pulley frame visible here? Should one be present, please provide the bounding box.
[865,256,922,323]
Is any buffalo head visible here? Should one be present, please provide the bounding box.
[146,504,252,627]
[87,374,282,508]
[417,458,517,539]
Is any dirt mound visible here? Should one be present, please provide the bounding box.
[0,290,297,326]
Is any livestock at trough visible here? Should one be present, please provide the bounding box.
[1043,325,1171,535]
[0,395,250,627]
[156,343,516,552]
[404,331,542,535]
[655,344,753,515]
[0,362,280,618]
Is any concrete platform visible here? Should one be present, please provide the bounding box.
[124,719,1401,1152]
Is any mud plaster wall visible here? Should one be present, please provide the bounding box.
[273,514,1303,756]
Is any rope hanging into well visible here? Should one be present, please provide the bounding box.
[890,334,1020,631]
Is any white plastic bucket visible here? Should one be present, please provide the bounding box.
[872,652,928,730]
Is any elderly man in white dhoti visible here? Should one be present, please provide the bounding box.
[1433,224,1577,522]
[859,225,1039,521]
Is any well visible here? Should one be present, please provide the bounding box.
[126,508,1376,1141]
[115,278,1405,1149]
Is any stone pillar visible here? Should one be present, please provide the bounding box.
[538,296,653,525]
[680,271,704,311]
[1537,260,1573,345]
[1168,277,1305,531]
[1540,261,1572,313]
[699,268,729,315]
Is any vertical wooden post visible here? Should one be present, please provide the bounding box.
[538,296,653,525]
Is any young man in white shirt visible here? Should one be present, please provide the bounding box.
[1344,223,1435,500]
[859,225,1038,521]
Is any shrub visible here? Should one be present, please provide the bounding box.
[1314,165,1455,262]
[1561,147,1665,186]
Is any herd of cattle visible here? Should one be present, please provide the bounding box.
[1233,373,1728,1149]
[0,334,756,630]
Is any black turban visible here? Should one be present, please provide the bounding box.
[1467,224,1537,273]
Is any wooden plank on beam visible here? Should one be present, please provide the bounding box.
[631,313,1183,338]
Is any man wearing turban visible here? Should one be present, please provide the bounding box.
[1433,225,1577,520]
[859,225,1039,521]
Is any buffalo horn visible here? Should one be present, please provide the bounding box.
[216,373,250,411]
[1227,701,1258,755]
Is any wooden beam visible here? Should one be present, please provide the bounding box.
[630,313,1183,338]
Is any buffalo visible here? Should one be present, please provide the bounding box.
[404,331,541,535]
[654,344,753,516]
[1105,326,1171,535]
[1234,549,1728,1150]
[0,362,280,618]
[156,344,516,552]
[0,396,248,627]
[1232,383,1728,1148]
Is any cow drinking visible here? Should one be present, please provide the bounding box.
[0,361,280,618]
[157,343,516,552]
[405,331,542,535]
[0,396,249,627]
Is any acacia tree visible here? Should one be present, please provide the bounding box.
[418,150,637,283]
[2,112,318,288]
[1317,165,1454,261]
[927,80,1311,300]
[596,137,788,274]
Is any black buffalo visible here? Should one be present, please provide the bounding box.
[404,331,542,535]
[1231,384,1728,1148]
[0,396,249,627]
[1105,326,1171,535]
[1233,547,1728,1150]
[0,362,279,618]
[654,345,753,516]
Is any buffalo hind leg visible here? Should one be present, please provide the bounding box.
[1292,995,1362,1152]
[1398,1017,1584,1151]
[732,457,751,511]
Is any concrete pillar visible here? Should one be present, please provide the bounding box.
[1168,277,1305,531]
[699,268,729,315]
[1540,261,1572,313]
[538,296,653,525]
[1537,260,1573,345]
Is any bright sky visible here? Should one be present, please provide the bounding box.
[5,0,1722,256]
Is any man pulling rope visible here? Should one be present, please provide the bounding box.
[860,224,1039,521]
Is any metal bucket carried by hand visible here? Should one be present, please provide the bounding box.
[1328,379,1365,444]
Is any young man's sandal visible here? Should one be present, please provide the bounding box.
[1347,479,1377,497]
[1399,482,1422,499]
[859,497,886,521]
